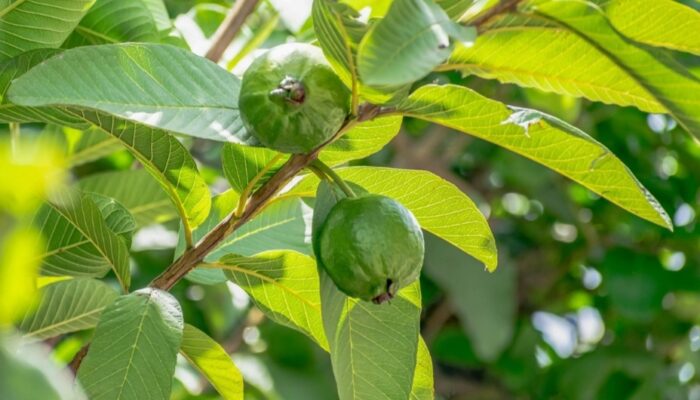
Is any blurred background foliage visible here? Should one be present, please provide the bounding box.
[1,0,700,399]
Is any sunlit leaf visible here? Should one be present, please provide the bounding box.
[319,115,403,165]
[19,278,118,341]
[397,84,672,229]
[605,0,700,55]
[221,144,286,195]
[410,338,434,400]
[293,166,498,271]
[211,251,328,349]
[180,324,244,400]
[0,0,94,61]
[7,44,247,142]
[77,288,183,400]
[0,228,43,325]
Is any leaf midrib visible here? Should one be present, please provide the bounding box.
[0,0,28,19]
[24,306,105,339]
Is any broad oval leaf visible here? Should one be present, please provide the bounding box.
[7,43,247,142]
[78,169,178,227]
[211,251,328,349]
[73,110,211,236]
[397,84,672,229]
[19,278,118,341]
[605,0,700,55]
[446,13,665,113]
[221,144,286,195]
[180,324,244,400]
[425,234,516,361]
[0,50,86,126]
[322,272,422,400]
[0,0,94,61]
[319,115,403,165]
[357,0,474,86]
[533,0,700,140]
[64,0,159,47]
[294,166,498,271]
[34,190,132,290]
[77,288,184,400]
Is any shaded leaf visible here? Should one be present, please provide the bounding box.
[0,0,94,61]
[180,324,244,400]
[212,251,328,349]
[19,278,118,340]
[77,288,183,400]
[78,169,178,227]
[357,0,475,86]
[35,190,131,290]
[397,84,672,229]
[7,43,247,142]
[425,234,516,361]
[64,0,159,47]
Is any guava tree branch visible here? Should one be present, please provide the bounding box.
[205,0,261,62]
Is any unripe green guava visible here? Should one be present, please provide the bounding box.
[318,195,425,304]
[238,43,350,154]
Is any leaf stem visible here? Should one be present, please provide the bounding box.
[311,159,356,198]
[9,122,19,154]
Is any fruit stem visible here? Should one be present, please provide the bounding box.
[311,159,356,198]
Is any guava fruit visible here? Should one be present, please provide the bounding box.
[317,194,425,304]
[238,43,350,154]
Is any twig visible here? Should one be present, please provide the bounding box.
[205,0,261,62]
[69,344,89,375]
[149,114,365,292]
[471,0,524,28]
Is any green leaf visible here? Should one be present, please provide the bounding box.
[446,13,664,113]
[436,0,473,20]
[319,115,403,165]
[0,0,95,61]
[532,1,700,140]
[0,50,87,126]
[73,110,211,235]
[64,0,159,47]
[77,288,183,400]
[34,189,132,290]
[7,43,247,142]
[19,278,118,341]
[89,193,137,246]
[424,234,516,361]
[221,144,286,195]
[410,338,435,400]
[177,194,309,285]
[211,251,328,349]
[294,166,498,271]
[78,169,179,227]
[142,0,173,33]
[323,273,422,400]
[604,0,700,55]
[64,127,123,167]
[397,84,672,229]
[357,0,475,86]
[180,324,244,400]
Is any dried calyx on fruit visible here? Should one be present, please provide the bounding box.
[238,43,350,154]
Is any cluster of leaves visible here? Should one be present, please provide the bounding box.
[0,0,698,399]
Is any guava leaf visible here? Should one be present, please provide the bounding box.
[19,278,118,341]
[0,0,94,61]
[64,0,159,47]
[77,288,183,400]
[7,43,247,142]
[398,84,672,229]
[180,324,244,400]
